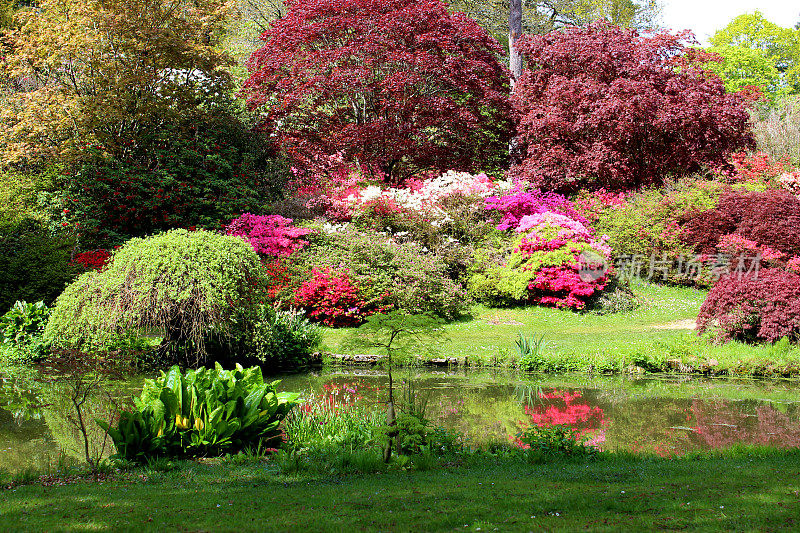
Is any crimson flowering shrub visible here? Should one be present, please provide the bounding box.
[292,267,389,328]
[511,22,754,192]
[468,211,612,309]
[484,187,586,231]
[262,259,292,300]
[242,0,512,182]
[71,249,112,271]
[225,213,312,257]
[721,151,794,187]
[697,269,800,343]
[572,189,628,226]
[681,189,800,260]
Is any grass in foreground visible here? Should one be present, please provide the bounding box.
[322,280,800,376]
[1,448,799,531]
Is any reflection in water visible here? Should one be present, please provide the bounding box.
[1,367,800,472]
[520,390,607,448]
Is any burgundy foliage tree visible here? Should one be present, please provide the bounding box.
[242,0,513,182]
[511,22,755,192]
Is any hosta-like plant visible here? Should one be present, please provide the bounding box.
[98,363,300,460]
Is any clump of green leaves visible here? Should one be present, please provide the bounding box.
[516,332,546,369]
[97,363,299,461]
[0,300,52,363]
[517,425,599,460]
[1,300,50,345]
[251,306,321,370]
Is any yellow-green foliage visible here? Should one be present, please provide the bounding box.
[43,229,266,359]
[594,178,726,259]
[468,226,603,306]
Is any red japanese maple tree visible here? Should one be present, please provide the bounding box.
[511,22,755,192]
[241,0,513,182]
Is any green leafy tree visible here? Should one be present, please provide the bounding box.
[343,312,447,461]
[709,11,800,95]
[0,0,235,168]
[703,45,788,101]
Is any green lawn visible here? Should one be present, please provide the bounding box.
[324,280,706,358]
[2,449,800,531]
[322,280,800,376]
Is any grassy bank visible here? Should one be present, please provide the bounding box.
[323,280,800,377]
[2,448,799,531]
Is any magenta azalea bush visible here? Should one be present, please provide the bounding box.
[226,213,313,257]
[468,211,612,309]
[484,187,587,231]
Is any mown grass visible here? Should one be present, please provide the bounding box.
[322,280,800,376]
[1,447,799,531]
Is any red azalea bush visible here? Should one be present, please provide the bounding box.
[226,213,312,257]
[572,189,628,226]
[292,267,390,327]
[697,269,800,343]
[71,249,111,271]
[722,151,794,186]
[242,0,512,182]
[262,259,292,300]
[511,22,754,192]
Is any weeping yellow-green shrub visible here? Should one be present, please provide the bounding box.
[43,229,267,364]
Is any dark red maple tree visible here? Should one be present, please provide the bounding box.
[241,0,513,182]
[511,22,755,192]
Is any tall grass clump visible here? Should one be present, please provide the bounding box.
[283,392,384,451]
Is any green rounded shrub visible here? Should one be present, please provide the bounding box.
[285,227,470,321]
[43,229,267,364]
[250,306,322,369]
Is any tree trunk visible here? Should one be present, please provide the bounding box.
[509,0,523,88]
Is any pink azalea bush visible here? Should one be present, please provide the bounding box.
[226,213,313,257]
[468,210,612,309]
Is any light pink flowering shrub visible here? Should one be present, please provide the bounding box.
[779,170,800,195]
[468,210,612,309]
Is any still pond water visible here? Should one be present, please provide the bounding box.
[2,366,800,473]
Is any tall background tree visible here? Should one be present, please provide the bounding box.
[1,0,284,245]
[452,0,662,47]
[0,0,234,168]
[705,11,800,98]
[511,22,754,192]
[242,0,513,182]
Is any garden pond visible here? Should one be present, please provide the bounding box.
[2,366,800,473]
